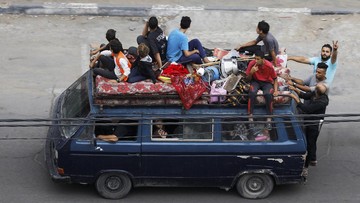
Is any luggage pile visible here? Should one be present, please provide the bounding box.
[93,46,292,109]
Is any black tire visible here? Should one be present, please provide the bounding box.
[95,172,132,199]
[236,174,274,199]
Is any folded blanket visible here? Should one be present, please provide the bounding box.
[95,75,177,96]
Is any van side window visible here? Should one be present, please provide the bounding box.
[151,118,213,141]
[151,119,182,139]
[94,119,139,142]
[221,118,277,142]
[152,119,171,139]
[183,118,213,140]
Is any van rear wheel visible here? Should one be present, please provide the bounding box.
[236,174,274,199]
[96,172,132,199]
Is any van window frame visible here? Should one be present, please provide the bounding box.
[220,117,280,142]
[90,117,142,143]
[60,73,90,138]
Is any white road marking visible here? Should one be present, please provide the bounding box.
[258,7,311,14]
[152,4,204,11]
[43,3,98,9]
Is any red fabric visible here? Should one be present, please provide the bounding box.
[171,75,207,110]
[246,60,277,83]
[95,75,176,95]
[161,63,189,77]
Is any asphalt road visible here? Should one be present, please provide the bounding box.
[0,4,360,203]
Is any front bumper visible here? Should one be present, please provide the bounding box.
[45,135,71,183]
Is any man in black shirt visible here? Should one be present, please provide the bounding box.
[289,83,329,175]
[137,16,167,68]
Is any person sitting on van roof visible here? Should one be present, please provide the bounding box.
[166,16,210,65]
[90,29,119,56]
[126,46,138,64]
[246,50,279,129]
[90,39,132,82]
[235,20,279,67]
[137,16,167,69]
[127,43,157,84]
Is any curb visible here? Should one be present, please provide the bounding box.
[0,3,359,16]
[310,8,359,15]
[0,3,151,16]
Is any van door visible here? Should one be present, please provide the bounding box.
[140,118,221,187]
[66,119,142,179]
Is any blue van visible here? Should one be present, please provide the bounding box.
[45,70,307,199]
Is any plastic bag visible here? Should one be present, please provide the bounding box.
[276,54,288,67]
[210,80,227,103]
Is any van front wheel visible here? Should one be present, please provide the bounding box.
[236,174,274,199]
[96,172,132,199]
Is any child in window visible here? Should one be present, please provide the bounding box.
[152,120,168,138]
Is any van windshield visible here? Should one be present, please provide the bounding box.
[60,73,90,138]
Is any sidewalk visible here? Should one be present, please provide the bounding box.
[1,1,359,16]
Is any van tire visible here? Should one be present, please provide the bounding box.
[95,172,132,199]
[236,174,274,199]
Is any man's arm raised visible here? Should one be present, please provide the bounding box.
[331,40,338,64]
[287,56,311,64]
